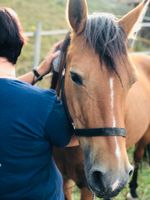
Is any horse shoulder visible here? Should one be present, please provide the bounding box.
[130,53,150,82]
[126,53,150,147]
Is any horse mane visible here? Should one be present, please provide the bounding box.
[84,13,127,71]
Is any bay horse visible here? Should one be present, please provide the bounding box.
[51,0,150,199]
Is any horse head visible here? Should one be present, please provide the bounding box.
[64,0,149,198]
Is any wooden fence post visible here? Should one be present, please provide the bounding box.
[33,22,42,68]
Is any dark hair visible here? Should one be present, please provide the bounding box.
[0,8,25,64]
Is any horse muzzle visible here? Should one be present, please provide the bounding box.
[78,128,133,198]
[88,166,133,198]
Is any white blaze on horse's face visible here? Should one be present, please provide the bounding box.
[109,77,116,128]
[65,0,148,198]
[109,78,121,159]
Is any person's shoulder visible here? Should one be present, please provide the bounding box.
[7,79,58,103]
[13,79,56,95]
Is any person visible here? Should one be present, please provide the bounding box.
[0,7,78,200]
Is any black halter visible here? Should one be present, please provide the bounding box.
[61,77,126,137]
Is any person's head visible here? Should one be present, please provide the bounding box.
[0,8,25,64]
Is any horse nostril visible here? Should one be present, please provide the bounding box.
[91,170,105,190]
[128,165,134,177]
[129,169,133,177]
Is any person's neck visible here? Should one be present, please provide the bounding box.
[0,57,16,79]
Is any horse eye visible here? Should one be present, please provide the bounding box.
[70,72,83,86]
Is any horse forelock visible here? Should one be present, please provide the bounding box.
[84,13,128,72]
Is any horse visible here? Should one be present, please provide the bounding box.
[52,53,150,200]
[51,0,150,199]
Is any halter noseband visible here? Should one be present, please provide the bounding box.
[74,128,126,137]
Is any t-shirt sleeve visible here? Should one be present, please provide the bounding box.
[44,97,73,147]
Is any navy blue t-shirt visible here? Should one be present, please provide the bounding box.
[0,78,73,200]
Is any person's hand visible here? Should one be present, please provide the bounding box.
[66,135,79,147]
[37,41,63,76]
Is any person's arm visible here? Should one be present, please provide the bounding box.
[18,41,62,84]
[45,96,79,148]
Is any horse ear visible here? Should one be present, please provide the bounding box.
[119,0,149,36]
[67,0,88,34]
